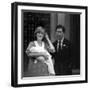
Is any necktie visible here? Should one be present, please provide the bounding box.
[57,40,61,52]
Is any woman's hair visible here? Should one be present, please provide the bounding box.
[34,26,46,41]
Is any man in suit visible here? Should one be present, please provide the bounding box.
[53,25,72,75]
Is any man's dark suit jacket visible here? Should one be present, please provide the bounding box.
[53,38,72,75]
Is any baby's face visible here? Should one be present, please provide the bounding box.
[37,56,45,62]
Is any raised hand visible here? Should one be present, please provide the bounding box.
[45,33,49,40]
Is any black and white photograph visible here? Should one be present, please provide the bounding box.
[11,2,88,87]
[23,11,80,77]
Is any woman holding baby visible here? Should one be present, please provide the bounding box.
[26,25,55,76]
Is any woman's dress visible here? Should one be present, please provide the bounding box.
[24,41,49,77]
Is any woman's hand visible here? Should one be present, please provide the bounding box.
[45,33,49,40]
[45,33,55,53]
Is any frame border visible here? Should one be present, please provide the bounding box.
[11,2,88,87]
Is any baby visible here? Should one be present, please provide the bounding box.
[30,46,55,75]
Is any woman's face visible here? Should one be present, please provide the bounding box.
[36,27,44,41]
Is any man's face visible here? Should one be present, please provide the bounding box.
[56,28,64,40]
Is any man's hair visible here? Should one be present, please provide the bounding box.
[56,24,65,33]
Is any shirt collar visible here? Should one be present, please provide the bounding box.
[57,37,64,43]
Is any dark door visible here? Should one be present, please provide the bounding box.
[70,14,80,74]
